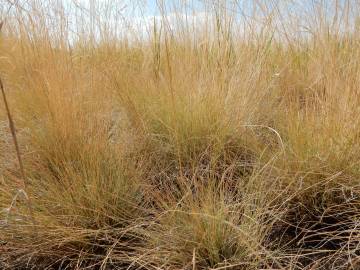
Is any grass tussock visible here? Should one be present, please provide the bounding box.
[1,0,360,269]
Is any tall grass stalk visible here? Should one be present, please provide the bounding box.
[0,20,36,232]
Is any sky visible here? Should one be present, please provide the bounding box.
[145,0,158,15]
[1,0,359,44]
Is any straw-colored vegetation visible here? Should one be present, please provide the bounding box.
[1,0,360,269]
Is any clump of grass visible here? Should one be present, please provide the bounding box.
[0,15,149,267]
[141,168,280,270]
[0,87,149,268]
[113,35,280,194]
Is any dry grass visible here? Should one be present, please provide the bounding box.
[1,0,360,269]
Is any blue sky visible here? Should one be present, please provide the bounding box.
[2,0,356,43]
[145,0,158,15]
[141,0,206,16]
